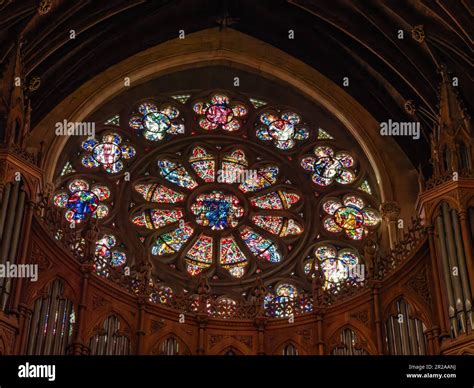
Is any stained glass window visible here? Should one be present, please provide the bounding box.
[129,102,184,141]
[220,149,249,183]
[81,132,136,173]
[250,190,300,210]
[219,235,248,278]
[57,90,381,300]
[359,180,372,194]
[157,160,198,189]
[104,114,120,126]
[305,245,360,288]
[171,94,191,104]
[193,94,247,131]
[185,234,213,276]
[256,111,309,149]
[249,98,267,109]
[240,227,281,263]
[322,195,381,240]
[151,224,194,256]
[275,283,298,298]
[189,146,215,182]
[60,161,75,176]
[191,191,243,230]
[53,179,111,223]
[301,146,356,186]
[128,144,302,279]
[252,215,303,237]
[132,209,184,229]
[238,165,279,193]
[94,235,127,277]
[134,184,185,203]
[317,128,333,139]
[149,285,174,304]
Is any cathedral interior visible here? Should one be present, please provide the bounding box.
[0,0,473,358]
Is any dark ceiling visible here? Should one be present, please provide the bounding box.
[1,0,472,173]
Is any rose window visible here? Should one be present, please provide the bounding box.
[256,111,309,150]
[301,146,356,186]
[193,94,247,131]
[132,144,305,279]
[322,195,381,240]
[55,89,382,296]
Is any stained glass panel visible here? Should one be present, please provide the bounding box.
[189,146,215,182]
[185,234,213,276]
[191,191,243,230]
[157,160,198,189]
[151,224,194,256]
[238,166,278,193]
[219,236,248,278]
[134,184,185,203]
[240,227,281,263]
[132,209,184,229]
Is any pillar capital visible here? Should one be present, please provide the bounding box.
[380,202,400,222]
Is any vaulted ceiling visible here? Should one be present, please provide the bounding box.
[1,0,472,173]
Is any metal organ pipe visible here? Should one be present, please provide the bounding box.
[0,181,20,265]
[450,209,473,330]
[8,189,25,262]
[441,203,465,333]
[435,214,458,335]
[0,182,11,238]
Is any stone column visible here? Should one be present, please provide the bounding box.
[380,202,401,249]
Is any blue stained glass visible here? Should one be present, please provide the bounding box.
[157,160,197,189]
[191,191,243,230]
[66,191,99,220]
[240,227,281,263]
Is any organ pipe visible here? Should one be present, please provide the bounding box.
[0,182,11,238]
[26,280,75,355]
[441,203,465,330]
[451,209,473,330]
[435,215,457,335]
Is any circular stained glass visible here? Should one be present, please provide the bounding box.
[191,191,244,230]
[269,119,294,140]
[314,157,342,179]
[66,191,99,220]
[144,112,171,133]
[92,143,122,164]
[111,251,126,267]
[206,105,234,124]
[334,206,364,230]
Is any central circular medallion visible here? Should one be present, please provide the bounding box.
[93,143,122,164]
[191,190,244,230]
[144,112,171,133]
[206,105,234,124]
[334,206,364,230]
[268,119,294,140]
